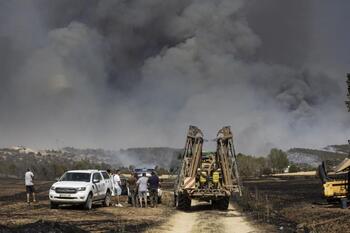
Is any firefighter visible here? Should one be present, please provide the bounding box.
[199,171,207,188]
[212,169,220,189]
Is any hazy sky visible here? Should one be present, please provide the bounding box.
[1,0,350,155]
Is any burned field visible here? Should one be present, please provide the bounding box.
[0,179,173,233]
[0,177,263,233]
[239,177,350,233]
[3,176,350,233]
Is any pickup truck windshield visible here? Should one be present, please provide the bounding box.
[60,173,91,182]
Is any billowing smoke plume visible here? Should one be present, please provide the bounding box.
[1,0,350,155]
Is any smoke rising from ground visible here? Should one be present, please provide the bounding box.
[1,0,350,155]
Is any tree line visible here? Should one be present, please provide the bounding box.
[0,147,312,180]
[236,148,313,178]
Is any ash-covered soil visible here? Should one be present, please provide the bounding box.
[241,177,350,233]
[0,179,173,233]
[3,177,349,233]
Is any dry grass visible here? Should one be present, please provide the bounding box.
[272,171,316,176]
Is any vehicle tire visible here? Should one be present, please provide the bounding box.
[231,192,239,202]
[84,193,93,210]
[103,191,111,207]
[50,202,59,209]
[216,197,229,210]
[176,193,191,210]
[326,198,337,204]
[340,198,348,209]
[211,200,218,209]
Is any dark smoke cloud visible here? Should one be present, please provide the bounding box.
[244,0,312,67]
[1,0,350,155]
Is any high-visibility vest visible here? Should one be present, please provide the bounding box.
[212,171,220,184]
[200,172,207,183]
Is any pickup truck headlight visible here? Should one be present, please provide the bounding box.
[76,187,86,191]
[50,186,55,191]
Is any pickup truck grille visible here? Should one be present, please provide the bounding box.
[55,188,77,194]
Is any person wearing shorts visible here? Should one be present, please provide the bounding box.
[113,170,123,207]
[137,173,148,208]
[25,169,36,204]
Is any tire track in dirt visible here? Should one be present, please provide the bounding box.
[146,210,198,233]
[147,201,259,233]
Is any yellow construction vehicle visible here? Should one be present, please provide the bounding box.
[323,181,347,200]
[319,73,350,207]
[318,159,349,204]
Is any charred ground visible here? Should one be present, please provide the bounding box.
[0,179,174,233]
[239,176,350,233]
[2,176,350,233]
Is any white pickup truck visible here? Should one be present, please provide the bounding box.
[49,170,113,210]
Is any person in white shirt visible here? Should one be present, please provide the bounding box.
[113,170,122,207]
[25,168,36,204]
[136,173,148,208]
[107,169,115,196]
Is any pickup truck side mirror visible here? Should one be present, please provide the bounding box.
[93,179,100,183]
[55,177,60,181]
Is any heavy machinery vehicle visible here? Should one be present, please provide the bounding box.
[317,74,350,207]
[318,161,348,203]
[174,126,241,210]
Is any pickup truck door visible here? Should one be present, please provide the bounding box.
[92,173,103,199]
[99,172,108,196]
[101,172,111,193]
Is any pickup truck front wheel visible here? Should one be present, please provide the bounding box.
[84,194,93,210]
[103,191,111,207]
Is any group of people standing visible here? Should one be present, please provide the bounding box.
[108,169,160,208]
[24,168,160,208]
[113,170,160,208]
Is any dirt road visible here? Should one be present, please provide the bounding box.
[147,201,259,233]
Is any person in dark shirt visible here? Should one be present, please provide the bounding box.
[148,171,160,207]
[127,172,138,207]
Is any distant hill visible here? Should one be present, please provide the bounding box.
[62,147,182,168]
[324,144,350,154]
[287,145,349,168]
[3,143,348,180]
[0,146,182,180]
[118,147,182,169]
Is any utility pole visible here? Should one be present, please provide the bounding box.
[346,74,350,152]
[345,74,350,198]
[346,73,350,112]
